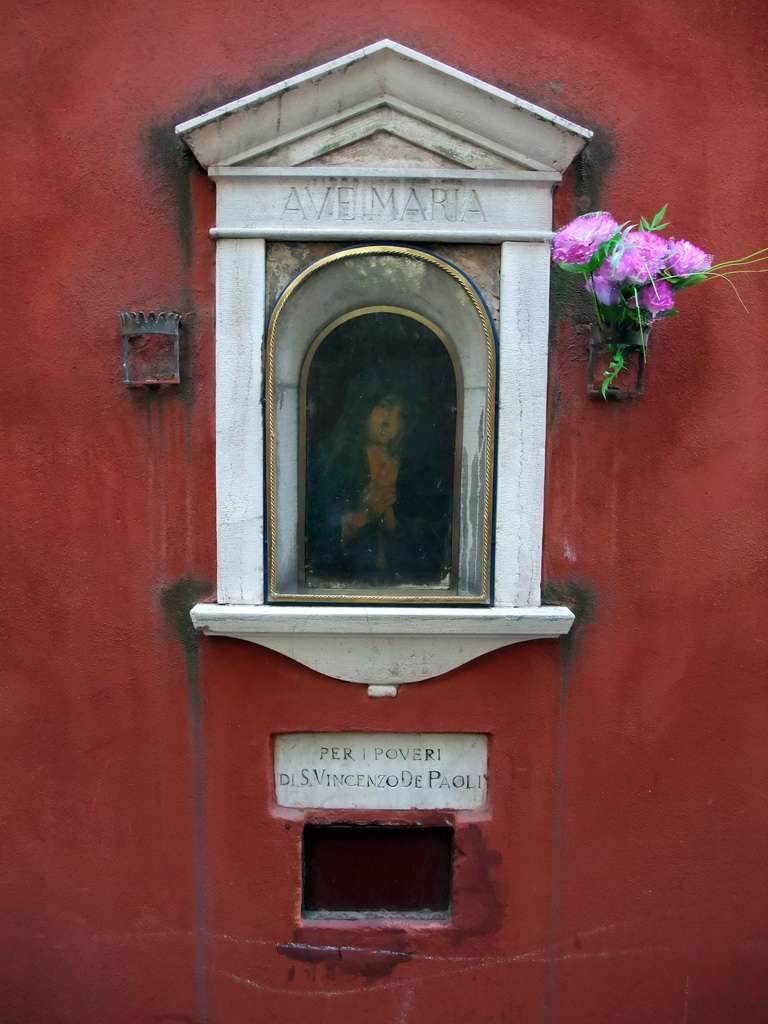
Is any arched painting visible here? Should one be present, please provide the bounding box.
[300,309,461,593]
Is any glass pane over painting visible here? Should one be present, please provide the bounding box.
[266,246,495,604]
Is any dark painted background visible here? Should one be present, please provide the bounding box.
[2,1,767,1021]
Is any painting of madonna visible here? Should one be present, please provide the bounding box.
[304,346,457,590]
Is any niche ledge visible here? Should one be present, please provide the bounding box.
[190,603,574,685]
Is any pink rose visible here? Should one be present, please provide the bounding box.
[605,231,669,286]
[585,273,621,306]
[667,239,712,278]
[631,278,676,316]
[553,212,620,266]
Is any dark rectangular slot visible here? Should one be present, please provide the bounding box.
[302,825,453,916]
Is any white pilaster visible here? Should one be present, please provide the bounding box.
[215,238,266,603]
[494,241,551,606]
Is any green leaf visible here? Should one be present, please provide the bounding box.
[674,272,709,289]
[690,272,709,285]
[640,217,650,231]
[556,262,588,274]
[584,241,614,272]
[600,305,623,325]
[650,204,668,228]
[601,346,626,397]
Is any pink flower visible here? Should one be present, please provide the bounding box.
[605,231,669,285]
[631,278,676,316]
[553,212,620,266]
[667,238,712,277]
[585,273,621,305]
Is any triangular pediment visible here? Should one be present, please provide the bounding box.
[240,116,516,172]
[177,40,591,174]
[294,132,470,171]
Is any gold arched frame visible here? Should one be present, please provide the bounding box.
[265,245,496,604]
[298,306,464,592]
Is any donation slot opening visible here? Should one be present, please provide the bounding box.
[302,824,453,918]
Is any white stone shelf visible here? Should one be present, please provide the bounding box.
[190,603,574,686]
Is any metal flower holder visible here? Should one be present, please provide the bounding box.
[587,324,648,398]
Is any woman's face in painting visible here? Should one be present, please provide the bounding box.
[364,393,407,446]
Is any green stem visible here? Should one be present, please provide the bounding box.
[585,272,605,327]
[601,344,627,398]
[705,271,750,313]
[710,246,768,270]
[632,286,647,358]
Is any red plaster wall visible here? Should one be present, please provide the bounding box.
[2,2,767,1022]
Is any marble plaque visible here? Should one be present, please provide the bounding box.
[274,732,488,810]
